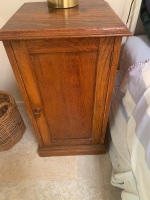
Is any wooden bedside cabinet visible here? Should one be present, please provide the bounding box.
[0,0,131,156]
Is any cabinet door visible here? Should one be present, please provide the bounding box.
[11,37,121,149]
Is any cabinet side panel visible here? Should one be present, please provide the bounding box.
[31,51,97,140]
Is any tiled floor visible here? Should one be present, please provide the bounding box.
[0,108,121,200]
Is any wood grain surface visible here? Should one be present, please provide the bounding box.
[0,0,131,40]
[38,143,107,157]
[26,38,99,54]
[31,51,97,141]
[1,0,130,156]
[3,41,44,147]
[9,36,121,154]
[92,37,115,144]
[11,40,52,146]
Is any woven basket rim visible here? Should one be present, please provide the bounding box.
[0,105,14,120]
[0,90,13,97]
[0,90,14,103]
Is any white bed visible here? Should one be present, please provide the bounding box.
[109,35,150,200]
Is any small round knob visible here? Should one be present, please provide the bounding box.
[34,107,41,118]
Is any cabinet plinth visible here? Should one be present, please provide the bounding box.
[0,0,131,156]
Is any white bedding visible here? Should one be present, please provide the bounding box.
[120,35,150,75]
[109,35,150,200]
[109,71,139,200]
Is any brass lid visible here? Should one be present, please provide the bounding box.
[47,0,79,9]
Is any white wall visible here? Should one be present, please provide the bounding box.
[0,0,140,102]
[106,0,126,21]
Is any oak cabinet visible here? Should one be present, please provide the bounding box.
[0,0,131,156]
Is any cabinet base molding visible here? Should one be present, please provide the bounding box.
[38,144,107,157]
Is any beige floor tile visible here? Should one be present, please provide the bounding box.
[77,155,101,179]
[109,187,122,200]
[0,153,77,182]
[77,179,121,200]
[99,154,113,183]
[77,154,112,181]
[0,180,77,200]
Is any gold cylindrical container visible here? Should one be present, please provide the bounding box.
[47,0,79,9]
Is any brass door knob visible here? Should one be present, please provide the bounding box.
[34,108,41,118]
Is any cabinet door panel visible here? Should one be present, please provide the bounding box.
[31,52,97,140]
[10,37,120,150]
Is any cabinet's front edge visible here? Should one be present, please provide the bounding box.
[3,40,44,147]
[0,28,132,41]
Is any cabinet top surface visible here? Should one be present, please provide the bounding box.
[0,0,131,40]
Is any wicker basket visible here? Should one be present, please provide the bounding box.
[0,90,26,151]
